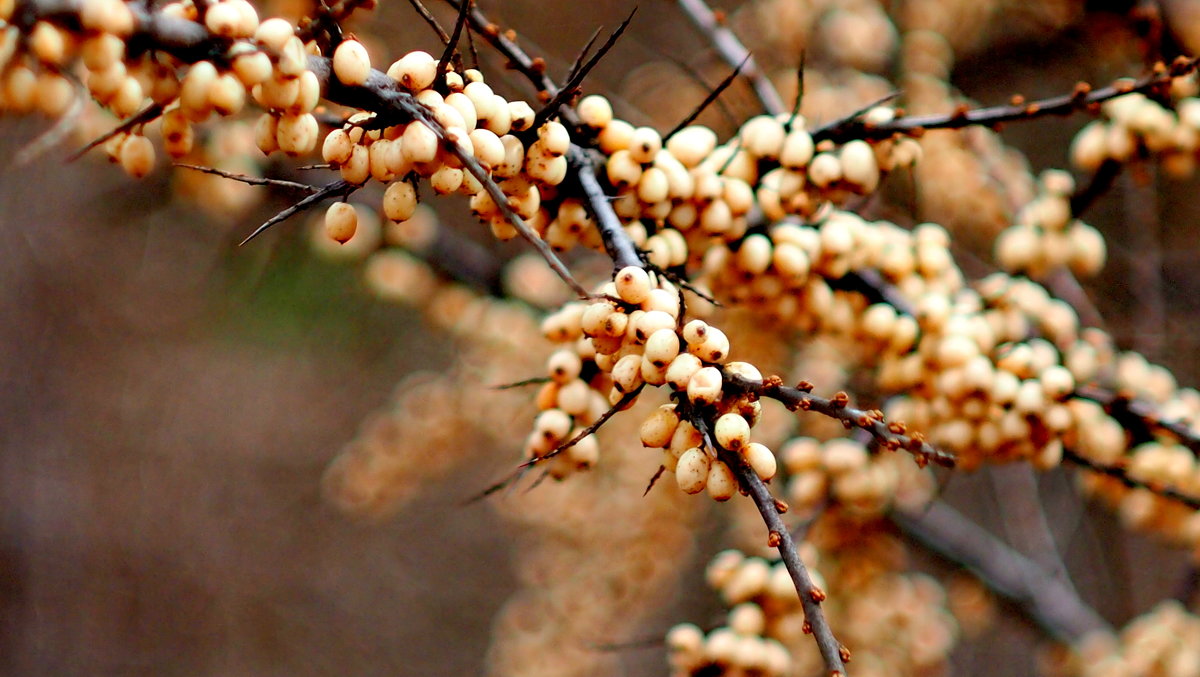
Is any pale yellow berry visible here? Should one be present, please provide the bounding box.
[612,354,645,394]
[383,180,418,222]
[333,39,371,86]
[615,266,651,304]
[577,94,613,128]
[780,129,815,168]
[839,139,880,192]
[538,120,571,157]
[277,36,308,78]
[706,460,736,501]
[324,202,358,243]
[641,404,681,448]
[629,126,663,164]
[253,113,278,154]
[401,121,438,164]
[744,442,777,481]
[666,125,717,167]
[339,143,370,184]
[667,353,703,390]
[208,73,246,116]
[808,152,841,187]
[508,100,535,132]
[119,134,155,178]
[677,447,711,494]
[254,17,295,51]
[275,112,318,155]
[687,366,723,405]
[714,413,750,451]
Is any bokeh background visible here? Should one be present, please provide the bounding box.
[4,0,1200,675]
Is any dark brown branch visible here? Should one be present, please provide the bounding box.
[725,373,956,468]
[175,164,323,192]
[1070,159,1123,217]
[530,8,635,132]
[1063,448,1200,510]
[239,179,356,245]
[1074,384,1200,457]
[566,147,642,271]
[664,55,748,141]
[714,444,848,674]
[435,0,470,89]
[893,501,1111,643]
[406,0,451,43]
[812,58,1200,144]
[68,102,164,162]
[674,0,786,116]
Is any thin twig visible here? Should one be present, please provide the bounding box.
[664,55,749,141]
[1063,448,1200,510]
[674,0,786,116]
[175,163,323,192]
[812,58,1200,144]
[436,0,470,88]
[68,102,164,162]
[530,8,635,131]
[893,500,1111,643]
[239,179,356,245]
[1074,384,1200,457]
[725,373,956,468]
[406,0,451,43]
[714,444,848,674]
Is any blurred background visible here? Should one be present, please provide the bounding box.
[4,0,1200,675]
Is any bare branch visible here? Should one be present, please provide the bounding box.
[725,373,957,468]
[674,0,786,116]
[893,500,1111,643]
[812,58,1200,144]
[239,179,357,245]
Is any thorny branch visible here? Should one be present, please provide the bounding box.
[812,57,1200,144]
[724,373,957,469]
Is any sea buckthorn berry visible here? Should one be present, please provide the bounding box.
[254,17,295,51]
[339,143,370,183]
[322,128,354,165]
[324,202,358,243]
[577,94,614,128]
[508,100,535,132]
[232,51,272,86]
[538,120,571,157]
[641,405,681,448]
[118,134,155,178]
[780,129,815,168]
[808,152,842,187]
[254,113,278,154]
[706,460,736,501]
[687,366,724,405]
[208,73,246,116]
[743,115,786,158]
[676,447,711,494]
[598,119,635,154]
[667,353,703,390]
[690,325,730,363]
[645,329,681,368]
[277,36,308,77]
[615,266,651,304]
[840,139,880,192]
[333,39,371,86]
[383,180,418,221]
[744,442,777,481]
[629,126,663,164]
[402,121,438,164]
[180,60,218,117]
[534,408,573,443]
[715,413,751,451]
[666,125,717,167]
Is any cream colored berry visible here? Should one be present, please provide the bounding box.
[641,405,681,448]
[577,94,613,128]
[706,460,737,501]
[676,447,711,494]
[323,202,358,243]
[118,134,155,178]
[715,413,751,451]
[333,39,371,86]
[687,366,724,405]
[383,180,418,222]
[615,266,651,304]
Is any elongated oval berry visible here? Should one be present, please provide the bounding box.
[706,460,736,501]
[324,202,358,243]
[676,447,710,494]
